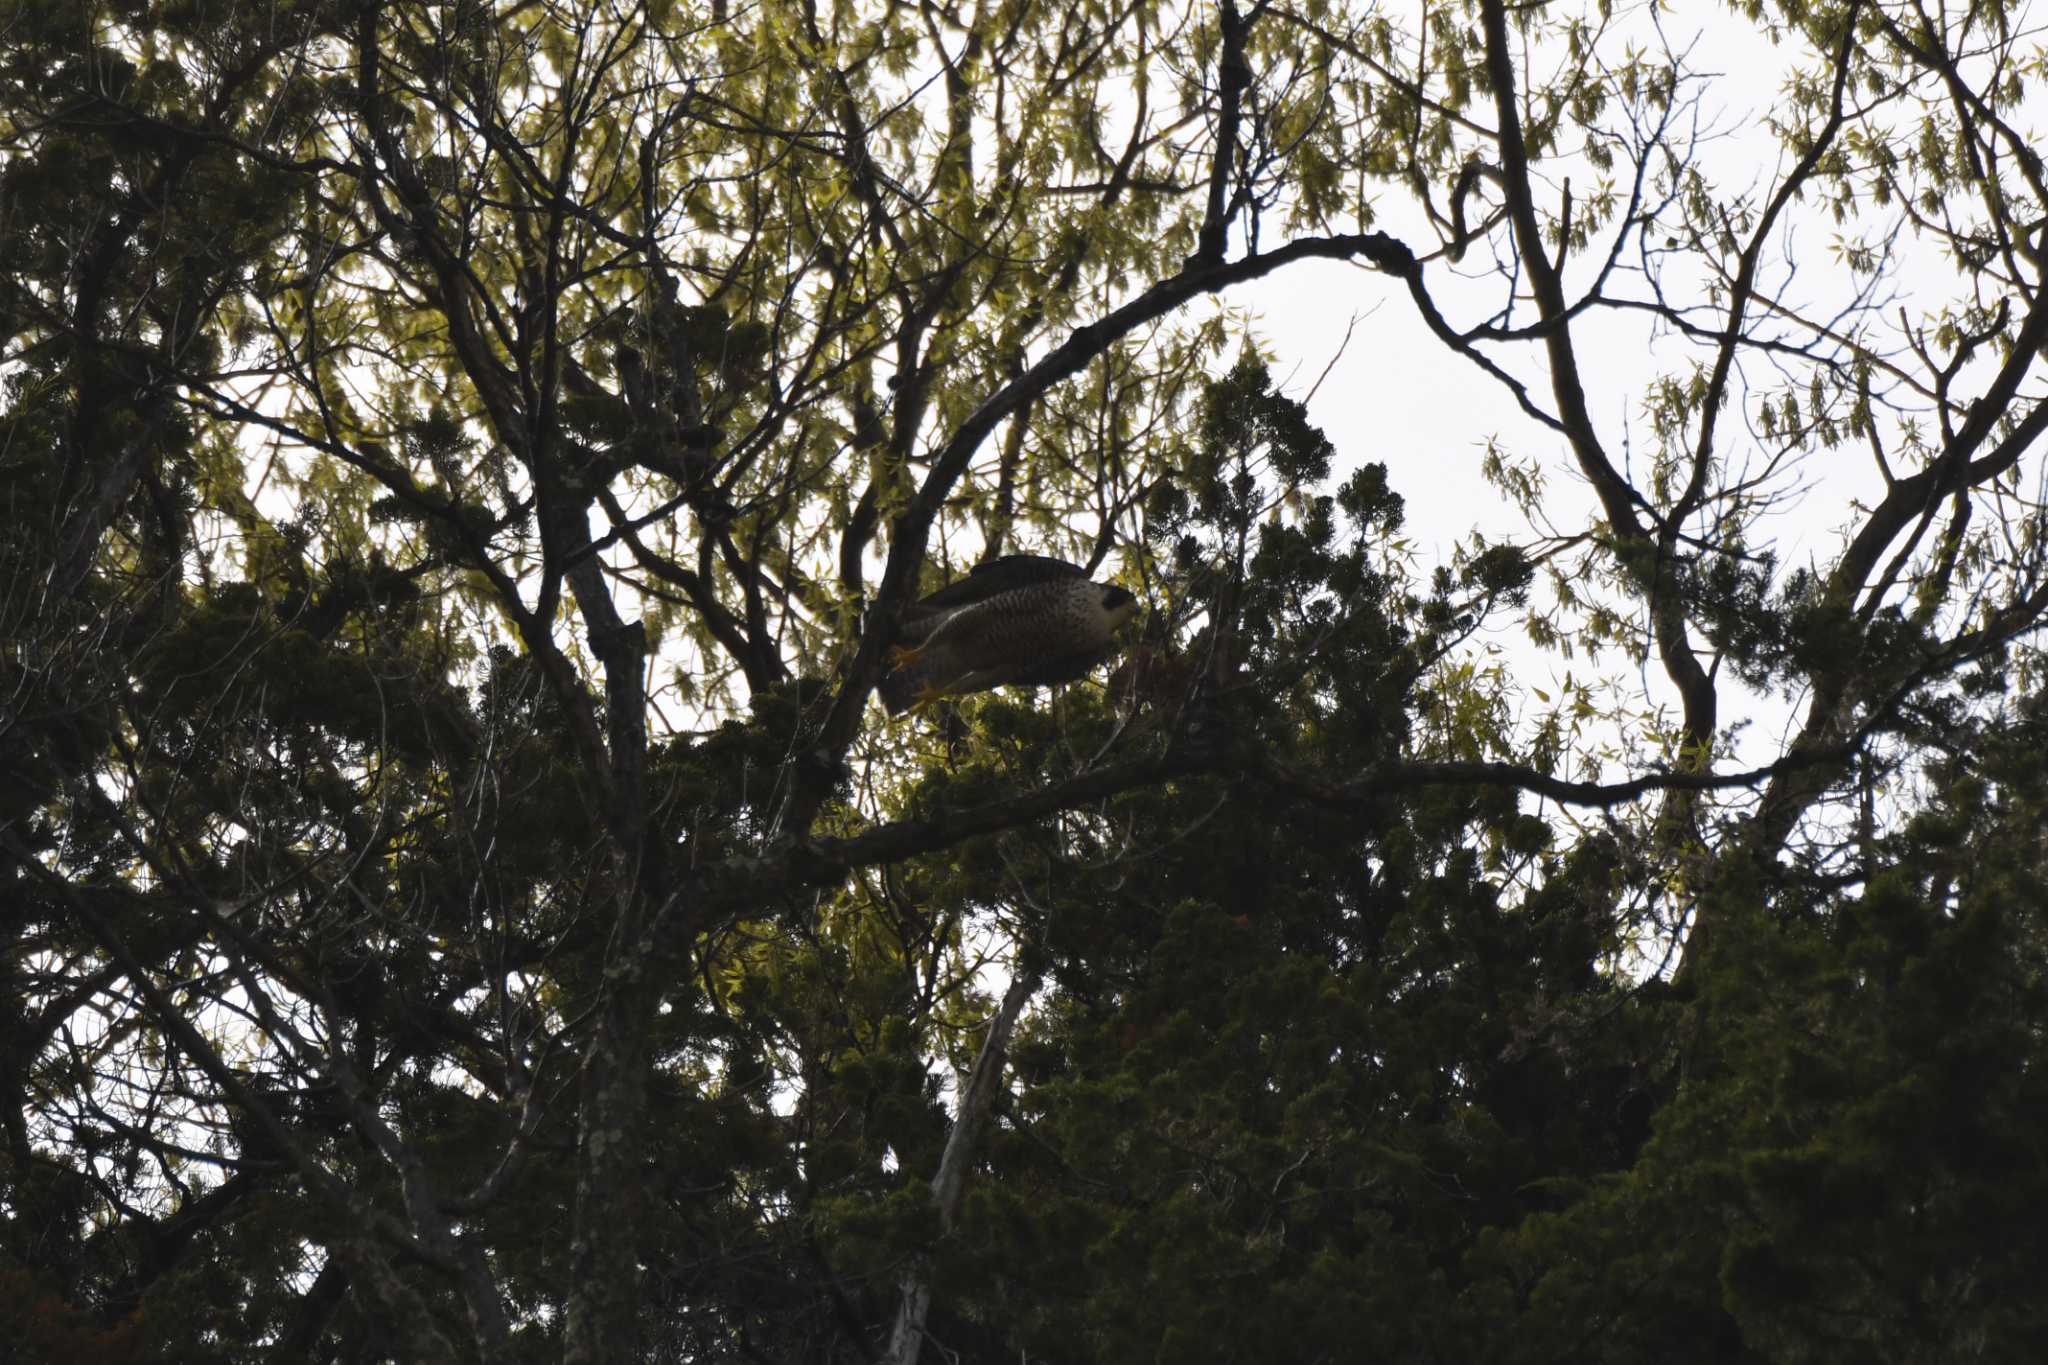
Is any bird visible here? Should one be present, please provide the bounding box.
[878,555,1140,714]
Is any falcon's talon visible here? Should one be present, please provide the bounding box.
[885,643,924,669]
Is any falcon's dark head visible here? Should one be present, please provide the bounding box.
[1098,583,1139,629]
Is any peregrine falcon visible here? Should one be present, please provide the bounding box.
[878,555,1140,713]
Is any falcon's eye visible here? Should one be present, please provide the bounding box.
[1102,585,1136,610]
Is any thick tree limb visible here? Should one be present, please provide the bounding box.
[791,740,1854,880]
[1478,0,1722,763]
[883,968,1037,1365]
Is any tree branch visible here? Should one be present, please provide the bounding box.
[883,968,1037,1365]
[791,738,1855,880]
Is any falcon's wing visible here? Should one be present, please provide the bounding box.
[896,555,1088,642]
[916,554,1085,607]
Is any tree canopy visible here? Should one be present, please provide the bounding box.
[5,0,2048,1360]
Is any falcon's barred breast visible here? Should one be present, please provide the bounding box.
[878,555,1140,714]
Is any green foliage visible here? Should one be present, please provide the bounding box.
[1503,724,2048,1362]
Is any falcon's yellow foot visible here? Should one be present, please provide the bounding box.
[886,642,926,670]
[907,681,953,714]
